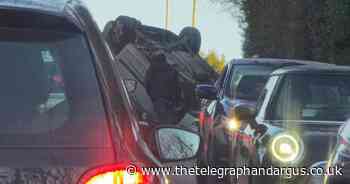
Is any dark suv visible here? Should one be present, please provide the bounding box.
[230,65,350,184]
[195,59,329,166]
[0,1,200,184]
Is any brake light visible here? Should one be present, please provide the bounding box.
[79,164,149,184]
[199,111,205,124]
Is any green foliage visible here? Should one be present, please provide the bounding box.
[201,50,226,73]
[213,0,350,65]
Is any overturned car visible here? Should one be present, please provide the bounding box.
[103,16,218,127]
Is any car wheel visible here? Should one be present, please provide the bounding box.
[113,16,141,45]
[179,27,202,54]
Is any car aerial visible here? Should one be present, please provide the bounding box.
[195,58,331,181]
[0,0,201,184]
[226,64,350,184]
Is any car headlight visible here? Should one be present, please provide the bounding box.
[270,133,304,163]
[223,117,241,133]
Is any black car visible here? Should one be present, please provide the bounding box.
[227,65,350,184]
[195,59,330,171]
[103,16,218,127]
[0,1,200,183]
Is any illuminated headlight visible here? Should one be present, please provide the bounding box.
[270,133,304,163]
[225,118,241,132]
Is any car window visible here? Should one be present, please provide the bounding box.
[271,74,350,122]
[0,28,111,147]
[227,65,273,100]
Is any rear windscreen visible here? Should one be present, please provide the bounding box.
[0,28,111,147]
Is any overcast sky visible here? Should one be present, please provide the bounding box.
[84,0,242,60]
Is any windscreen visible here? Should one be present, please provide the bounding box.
[273,74,350,122]
[0,28,111,147]
[228,65,273,101]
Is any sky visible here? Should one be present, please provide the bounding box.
[84,0,242,60]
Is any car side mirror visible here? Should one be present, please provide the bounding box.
[155,127,200,162]
[195,84,217,100]
[124,79,137,93]
[231,104,267,135]
[231,104,256,127]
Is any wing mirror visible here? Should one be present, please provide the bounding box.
[123,79,137,93]
[195,84,217,100]
[231,104,267,134]
[155,127,200,162]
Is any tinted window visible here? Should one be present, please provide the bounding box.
[227,65,274,100]
[0,28,111,147]
[272,74,350,121]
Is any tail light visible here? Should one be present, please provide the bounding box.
[79,164,150,184]
[198,111,205,124]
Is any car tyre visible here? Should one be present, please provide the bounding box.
[179,27,202,54]
[113,16,141,45]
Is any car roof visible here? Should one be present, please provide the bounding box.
[272,64,350,75]
[0,0,72,15]
[0,0,88,31]
[230,58,333,67]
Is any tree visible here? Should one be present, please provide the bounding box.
[213,0,350,65]
[201,50,225,73]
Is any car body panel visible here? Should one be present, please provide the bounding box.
[244,122,340,166]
